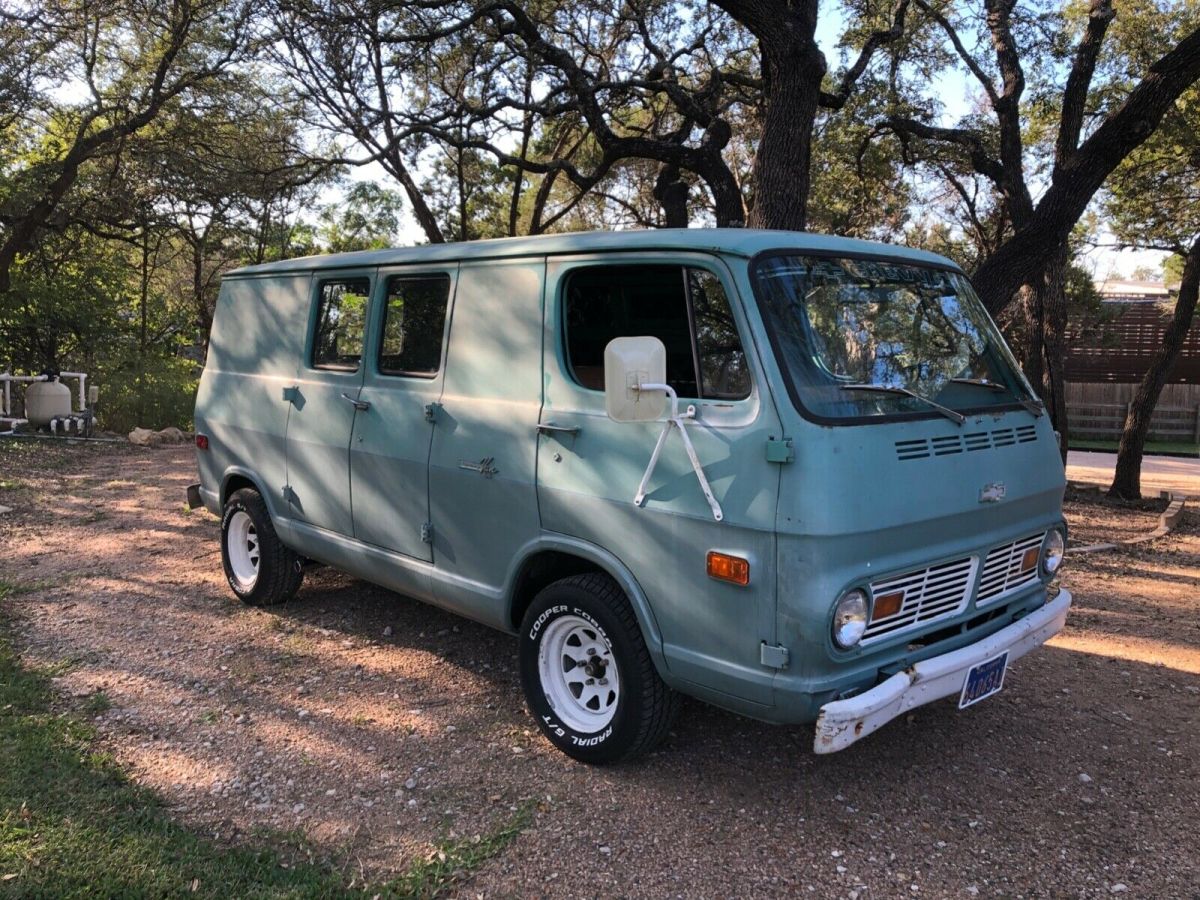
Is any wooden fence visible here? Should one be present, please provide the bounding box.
[1065,382,1200,443]
[1064,301,1200,383]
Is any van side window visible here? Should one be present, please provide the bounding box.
[312,279,370,371]
[690,268,752,399]
[564,264,750,399]
[378,275,451,377]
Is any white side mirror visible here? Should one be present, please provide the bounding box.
[604,336,668,422]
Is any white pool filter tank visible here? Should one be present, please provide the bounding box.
[25,377,72,426]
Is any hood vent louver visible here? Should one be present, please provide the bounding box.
[895,423,1039,461]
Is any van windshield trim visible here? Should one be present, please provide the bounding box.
[747,248,1036,427]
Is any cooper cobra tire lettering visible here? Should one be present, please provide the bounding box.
[518,574,679,763]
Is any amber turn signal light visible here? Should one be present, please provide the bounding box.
[872,590,904,620]
[707,551,750,586]
[1021,546,1039,572]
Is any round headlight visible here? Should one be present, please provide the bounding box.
[832,589,869,649]
[1042,529,1065,575]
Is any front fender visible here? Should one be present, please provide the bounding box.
[504,534,669,678]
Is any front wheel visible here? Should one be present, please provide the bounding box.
[519,574,678,763]
[220,487,302,606]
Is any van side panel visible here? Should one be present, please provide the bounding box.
[195,274,308,519]
[427,258,546,627]
[535,254,782,709]
[282,270,373,537]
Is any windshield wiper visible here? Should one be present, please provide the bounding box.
[949,378,1045,418]
[841,384,965,425]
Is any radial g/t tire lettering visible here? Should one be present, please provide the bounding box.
[519,573,679,763]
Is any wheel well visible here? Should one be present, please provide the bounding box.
[509,551,607,630]
[221,474,258,507]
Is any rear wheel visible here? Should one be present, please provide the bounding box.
[519,573,678,763]
[220,487,302,606]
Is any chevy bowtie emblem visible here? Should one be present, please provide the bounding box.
[979,482,1006,503]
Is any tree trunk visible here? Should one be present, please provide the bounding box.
[192,241,213,356]
[745,27,826,231]
[1040,247,1070,463]
[654,165,689,227]
[1109,237,1200,499]
[1019,282,1045,394]
[383,150,445,244]
[456,150,468,242]
[139,224,150,428]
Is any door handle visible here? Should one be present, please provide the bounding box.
[536,422,581,436]
[340,392,371,411]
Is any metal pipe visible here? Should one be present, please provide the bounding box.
[59,372,87,411]
[0,371,90,414]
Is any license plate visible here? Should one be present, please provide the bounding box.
[959,651,1009,709]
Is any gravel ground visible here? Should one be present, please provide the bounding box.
[1,442,1198,898]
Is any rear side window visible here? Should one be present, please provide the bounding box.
[312,279,369,370]
[378,274,451,377]
[563,264,751,399]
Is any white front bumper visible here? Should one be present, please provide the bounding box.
[814,588,1072,754]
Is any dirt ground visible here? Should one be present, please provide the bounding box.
[1,441,1198,899]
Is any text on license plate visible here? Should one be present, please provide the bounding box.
[959,651,1009,709]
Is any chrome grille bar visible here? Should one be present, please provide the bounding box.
[977,532,1046,606]
[864,556,976,643]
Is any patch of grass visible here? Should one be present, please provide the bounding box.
[1072,438,1199,458]
[0,579,34,602]
[0,577,59,602]
[389,803,534,898]
[82,691,111,715]
[0,624,364,898]
[0,618,532,898]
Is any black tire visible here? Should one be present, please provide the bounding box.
[220,487,303,606]
[519,573,679,763]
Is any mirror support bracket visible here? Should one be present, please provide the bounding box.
[632,383,724,523]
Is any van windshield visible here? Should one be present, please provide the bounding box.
[751,254,1036,422]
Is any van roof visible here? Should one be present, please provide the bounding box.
[227,228,961,277]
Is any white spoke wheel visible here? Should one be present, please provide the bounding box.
[519,573,679,764]
[226,510,260,590]
[220,488,303,606]
[537,615,622,733]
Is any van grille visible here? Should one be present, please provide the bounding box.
[977,532,1046,606]
[863,556,977,643]
[894,424,1038,461]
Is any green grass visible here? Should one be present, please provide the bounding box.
[1071,438,1199,458]
[81,691,111,715]
[0,580,41,602]
[0,621,531,898]
[0,579,63,604]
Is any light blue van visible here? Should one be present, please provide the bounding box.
[189,229,1070,762]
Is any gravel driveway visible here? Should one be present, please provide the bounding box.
[1,442,1197,898]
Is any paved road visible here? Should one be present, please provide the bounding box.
[1066,449,1200,496]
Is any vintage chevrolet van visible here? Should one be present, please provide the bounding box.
[190,229,1070,762]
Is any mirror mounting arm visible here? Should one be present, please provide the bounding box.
[633,383,724,523]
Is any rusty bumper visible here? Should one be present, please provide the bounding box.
[814,588,1072,754]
